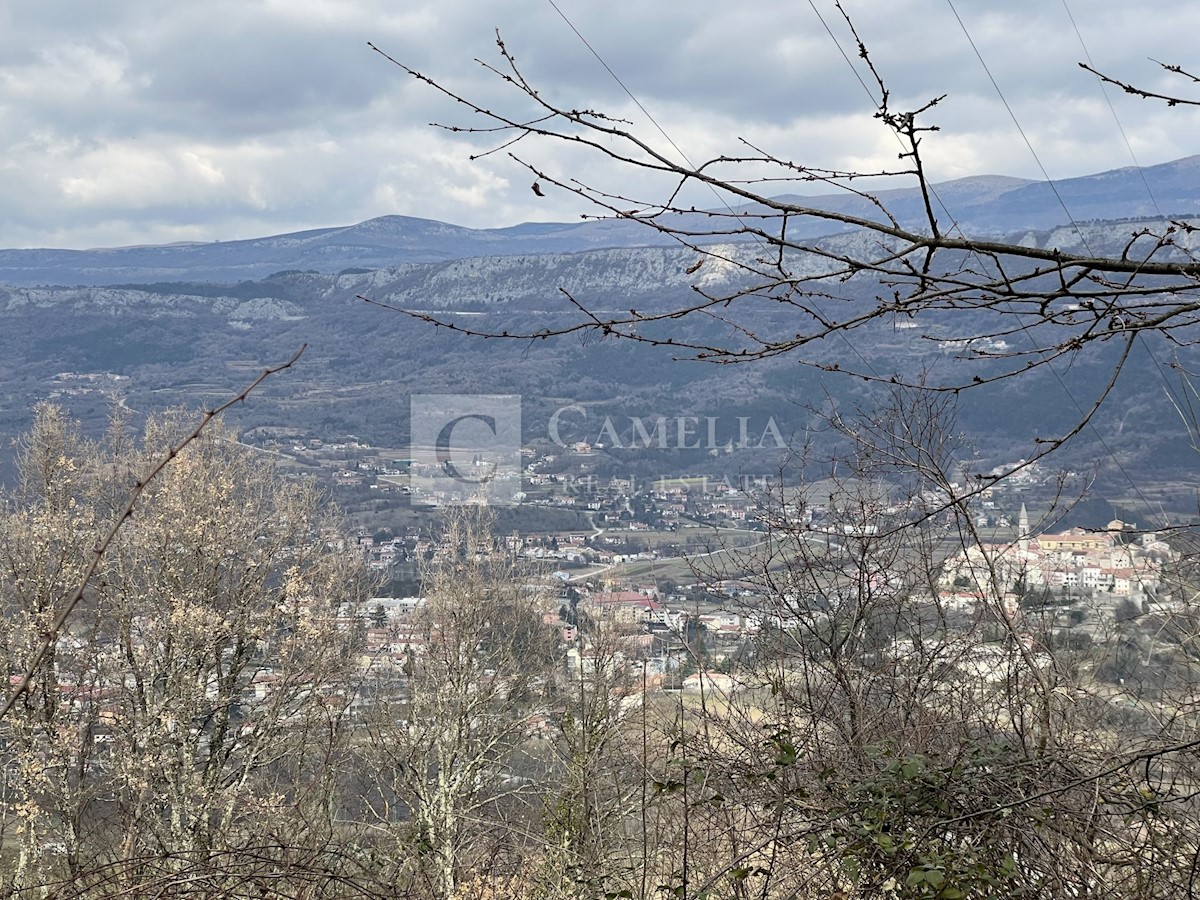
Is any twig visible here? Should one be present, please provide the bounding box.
[1080,61,1200,107]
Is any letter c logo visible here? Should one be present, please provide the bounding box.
[436,414,498,483]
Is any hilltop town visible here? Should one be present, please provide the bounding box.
[942,504,1175,608]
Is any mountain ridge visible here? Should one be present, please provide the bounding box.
[3,155,1199,287]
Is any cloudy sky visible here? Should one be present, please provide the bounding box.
[2,0,1198,249]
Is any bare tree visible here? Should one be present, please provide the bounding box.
[639,390,1200,898]
[1080,59,1200,108]
[540,617,665,899]
[360,509,560,900]
[0,406,373,896]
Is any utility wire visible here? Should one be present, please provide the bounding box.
[805,0,970,238]
[545,0,694,171]
[1062,0,1167,224]
[545,0,884,380]
[942,0,1169,553]
[805,0,877,102]
[944,0,1096,258]
[813,0,1160,536]
[1063,0,1198,437]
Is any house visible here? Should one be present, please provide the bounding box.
[582,591,663,626]
[1038,528,1112,554]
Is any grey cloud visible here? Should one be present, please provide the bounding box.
[0,0,1198,248]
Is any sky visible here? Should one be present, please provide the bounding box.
[2,0,1198,250]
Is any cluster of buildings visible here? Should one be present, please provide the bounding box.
[522,455,768,529]
[349,576,764,698]
[941,504,1175,610]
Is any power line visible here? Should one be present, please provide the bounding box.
[804,0,877,103]
[1061,0,1167,224]
[1063,0,1198,437]
[808,0,1166,541]
[942,0,1169,537]
[544,0,885,380]
[545,0,1170,530]
[943,0,1095,257]
[544,0,696,172]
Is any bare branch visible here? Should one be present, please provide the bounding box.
[363,35,1200,399]
[1080,60,1200,107]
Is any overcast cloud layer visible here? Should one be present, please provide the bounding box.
[2,0,1198,249]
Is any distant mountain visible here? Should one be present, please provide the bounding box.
[0,214,1197,499]
[2,156,1199,287]
[766,156,1200,234]
[0,217,674,287]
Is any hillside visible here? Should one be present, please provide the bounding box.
[1,212,1196,506]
